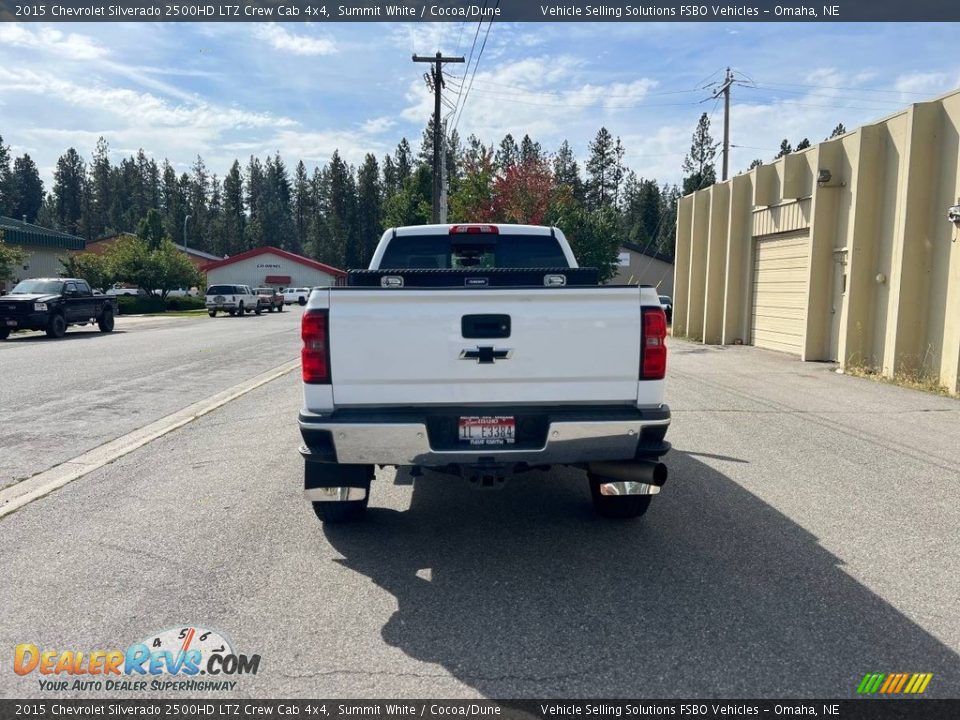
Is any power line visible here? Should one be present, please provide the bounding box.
[748,78,934,96]
[449,10,485,126]
[451,1,500,136]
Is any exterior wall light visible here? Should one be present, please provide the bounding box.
[948,204,960,225]
[875,273,887,285]
[817,168,845,188]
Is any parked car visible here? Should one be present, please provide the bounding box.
[254,287,284,312]
[205,284,261,317]
[298,223,670,523]
[106,284,145,297]
[153,287,200,298]
[659,295,673,323]
[0,278,116,339]
[282,287,310,306]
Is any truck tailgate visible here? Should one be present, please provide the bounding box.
[326,287,642,406]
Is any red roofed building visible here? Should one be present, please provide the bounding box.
[202,246,346,289]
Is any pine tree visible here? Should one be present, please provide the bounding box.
[381,154,398,199]
[51,148,87,236]
[776,139,792,158]
[681,113,718,195]
[221,160,245,256]
[207,175,224,257]
[0,134,13,217]
[244,156,265,249]
[188,155,210,251]
[795,138,811,151]
[496,134,519,173]
[749,158,763,170]
[161,160,187,245]
[356,154,382,268]
[829,123,847,139]
[258,152,294,251]
[89,137,113,237]
[394,139,413,185]
[519,134,543,164]
[553,140,584,202]
[292,160,311,255]
[325,150,356,268]
[10,154,44,223]
[586,127,617,210]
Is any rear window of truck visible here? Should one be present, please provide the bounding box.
[207,285,236,295]
[379,234,569,270]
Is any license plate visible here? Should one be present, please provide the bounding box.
[458,416,515,446]
[5,320,16,327]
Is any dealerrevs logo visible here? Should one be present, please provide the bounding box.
[14,626,260,692]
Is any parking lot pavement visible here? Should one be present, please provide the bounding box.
[0,306,303,489]
[0,339,957,699]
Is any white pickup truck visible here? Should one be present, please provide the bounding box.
[298,223,670,523]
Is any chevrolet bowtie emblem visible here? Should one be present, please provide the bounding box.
[459,347,512,364]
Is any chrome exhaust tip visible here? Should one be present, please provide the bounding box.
[587,461,668,496]
[304,486,368,503]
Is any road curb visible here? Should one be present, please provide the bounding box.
[0,358,300,520]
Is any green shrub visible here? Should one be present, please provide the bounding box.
[116,295,164,314]
[165,295,205,311]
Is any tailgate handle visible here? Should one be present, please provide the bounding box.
[462,314,511,339]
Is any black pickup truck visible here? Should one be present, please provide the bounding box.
[0,278,116,340]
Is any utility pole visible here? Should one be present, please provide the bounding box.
[440,127,449,223]
[413,52,464,223]
[713,67,734,181]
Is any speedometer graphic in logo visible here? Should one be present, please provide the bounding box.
[138,626,233,666]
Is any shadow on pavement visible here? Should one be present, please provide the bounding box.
[2,330,127,343]
[323,453,959,698]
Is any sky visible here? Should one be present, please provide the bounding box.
[0,21,958,191]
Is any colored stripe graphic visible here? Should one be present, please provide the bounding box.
[857,672,933,694]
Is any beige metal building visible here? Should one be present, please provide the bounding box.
[673,88,960,395]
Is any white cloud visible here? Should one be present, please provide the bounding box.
[361,117,396,134]
[0,25,107,60]
[0,67,297,132]
[252,24,337,56]
[893,71,957,98]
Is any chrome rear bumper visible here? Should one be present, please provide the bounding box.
[299,406,670,466]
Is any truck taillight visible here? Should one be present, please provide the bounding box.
[302,309,331,384]
[641,307,667,380]
[449,224,499,234]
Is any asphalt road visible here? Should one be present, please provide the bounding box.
[0,331,958,699]
[0,306,303,489]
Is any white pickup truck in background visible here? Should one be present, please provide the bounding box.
[298,224,670,522]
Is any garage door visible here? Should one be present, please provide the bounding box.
[751,232,810,355]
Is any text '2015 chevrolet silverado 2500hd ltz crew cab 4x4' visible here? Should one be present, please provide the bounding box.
[298,224,670,523]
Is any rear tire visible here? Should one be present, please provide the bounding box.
[255,303,262,316]
[46,314,67,339]
[236,302,244,316]
[276,303,283,313]
[298,296,306,306]
[0,327,9,340]
[306,463,373,523]
[208,309,217,318]
[97,308,114,332]
[589,474,653,519]
[312,498,369,523]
